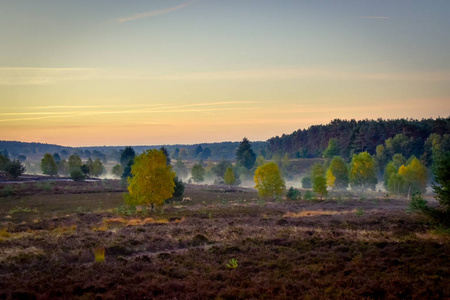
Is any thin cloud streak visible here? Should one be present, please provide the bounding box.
[0,105,255,123]
[357,16,389,19]
[117,0,200,23]
[0,101,256,112]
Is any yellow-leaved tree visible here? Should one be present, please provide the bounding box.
[126,149,175,210]
[254,162,285,197]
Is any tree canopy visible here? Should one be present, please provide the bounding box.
[326,156,349,190]
[224,167,236,185]
[349,152,377,190]
[191,163,205,183]
[41,153,58,177]
[120,147,136,178]
[236,138,256,169]
[254,162,285,197]
[126,149,175,208]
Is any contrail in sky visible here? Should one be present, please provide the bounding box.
[117,0,200,23]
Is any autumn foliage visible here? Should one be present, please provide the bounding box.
[126,149,175,207]
[254,162,285,197]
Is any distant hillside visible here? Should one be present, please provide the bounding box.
[267,117,450,161]
[0,140,267,162]
[0,141,69,158]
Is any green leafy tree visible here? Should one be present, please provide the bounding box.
[81,164,90,177]
[70,168,85,181]
[255,155,265,167]
[398,157,427,196]
[286,187,301,200]
[90,159,105,178]
[431,151,450,224]
[211,160,232,179]
[120,147,135,178]
[384,153,407,188]
[254,162,285,197]
[387,156,428,196]
[191,163,205,183]
[224,167,236,185]
[281,153,290,173]
[349,152,377,190]
[112,164,123,178]
[326,156,349,190]
[68,154,82,173]
[5,159,26,179]
[172,176,185,198]
[0,153,10,170]
[387,172,405,195]
[126,149,175,209]
[323,138,340,158]
[40,153,58,177]
[384,162,399,188]
[311,164,327,198]
[236,137,256,169]
[313,176,328,199]
[374,144,388,175]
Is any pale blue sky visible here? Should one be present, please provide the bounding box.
[1,0,449,146]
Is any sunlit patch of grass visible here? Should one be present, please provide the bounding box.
[94,216,185,231]
[283,210,355,218]
[0,228,11,241]
[93,247,105,263]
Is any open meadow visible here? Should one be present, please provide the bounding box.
[0,180,448,299]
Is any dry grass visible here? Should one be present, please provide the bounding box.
[0,246,44,263]
[0,183,448,299]
[283,209,355,218]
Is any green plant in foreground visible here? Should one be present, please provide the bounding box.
[303,190,315,201]
[1,185,15,197]
[355,208,365,216]
[408,193,428,212]
[8,206,38,214]
[226,258,238,269]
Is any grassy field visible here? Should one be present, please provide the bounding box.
[0,181,448,299]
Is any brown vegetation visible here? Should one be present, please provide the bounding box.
[0,182,448,299]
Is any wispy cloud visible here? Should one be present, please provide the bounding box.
[357,16,389,19]
[0,67,97,85]
[116,0,200,23]
[0,101,256,123]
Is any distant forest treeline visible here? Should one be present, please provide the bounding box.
[0,140,267,162]
[1,117,449,165]
[267,118,450,162]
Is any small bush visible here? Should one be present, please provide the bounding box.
[286,187,301,200]
[35,181,52,191]
[172,176,185,198]
[1,185,15,197]
[408,193,428,212]
[5,159,26,179]
[70,169,85,182]
[303,190,315,201]
[355,208,365,216]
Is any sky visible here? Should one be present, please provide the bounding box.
[1,0,449,147]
